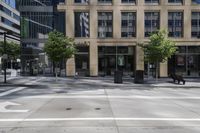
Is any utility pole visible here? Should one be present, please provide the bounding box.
[0,31,20,83]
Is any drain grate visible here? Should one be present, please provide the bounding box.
[95,108,101,110]
[66,108,72,110]
[56,91,67,93]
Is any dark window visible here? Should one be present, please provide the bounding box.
[121,12,136,38]
[1,17,20,30]
[13,13,20,21]
[145,12,160,37]
[145,0,159,4]
[74,0,89,4]
[0,4,11,16]
[191,12,200,38]
[18,0,53,6]
[168,0,183,4]
[121,0,136,4]
[98,12,113,38]
[74,12,90,37]
[98,0,112,4]
[168,12,183,37]
[21,12,54,39]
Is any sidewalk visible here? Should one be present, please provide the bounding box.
[41,76,200,88]
[0,74,199,88]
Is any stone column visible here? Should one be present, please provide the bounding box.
[66,56,75,76]
[160,61,168,77]
[66,8,74,37]
[90,2,97,39]
[113,5,121,39]
[89,43,98,76]
[136,1,144,71]
[159,0,168,77]
[184,3,191,39]
[135,46,144,71]
[65,5,75,76]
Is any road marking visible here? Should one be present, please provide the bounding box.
[23,95,200,100]
[1,118,200,122]
[0,101,29,113]
[0,77,44,97]
[0,87,26,97]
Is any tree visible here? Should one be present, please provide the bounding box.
[140,29,177,80]
[44,30,76,81]
[0,41,20,69]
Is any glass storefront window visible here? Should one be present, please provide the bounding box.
[168,46,200,77]
[98,46,135,77]
[188,46,200,53]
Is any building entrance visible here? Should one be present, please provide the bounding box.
[98,46,135,77]
[75,46,89,76]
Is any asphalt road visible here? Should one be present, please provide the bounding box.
[0,76,200,133]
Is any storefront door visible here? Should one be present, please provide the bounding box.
[98,46,135,77]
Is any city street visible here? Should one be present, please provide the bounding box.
[0,76,200,133]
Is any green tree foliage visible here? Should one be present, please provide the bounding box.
[140,29,177,79]
[44,31,76,63]
[0,41,20,60]
[44,30,76,79]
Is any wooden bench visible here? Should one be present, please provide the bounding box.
[170,73,185,85]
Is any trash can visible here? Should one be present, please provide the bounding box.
[114,70,123,84]
[134,70,144,84]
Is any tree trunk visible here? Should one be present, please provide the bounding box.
[11,60,13,69]
[55,62,59,82]
[55,69,58,82]
[52,61,55,76]
[155,61,159,82]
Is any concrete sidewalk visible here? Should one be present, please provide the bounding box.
[38,76,200,88]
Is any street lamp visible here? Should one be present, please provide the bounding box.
[0,32,8,83]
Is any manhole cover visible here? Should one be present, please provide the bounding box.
[56,91,67,93]
[66,108,72,110]
[95,108,101,110]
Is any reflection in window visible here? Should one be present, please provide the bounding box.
[168,46,200,77]
[74,0,89,4]
[191,12,200,38]
[75,12,90,37]
[98,0,112,4]
[121,0,136,4]
[168,0,183,4]
[168,12,183,37]
[98,12,113,38]
[121,12,136,37]
[21,12,54,39]
[145,12,160,37]
[145,0,159,4]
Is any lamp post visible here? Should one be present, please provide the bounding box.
[0,32,7,83]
